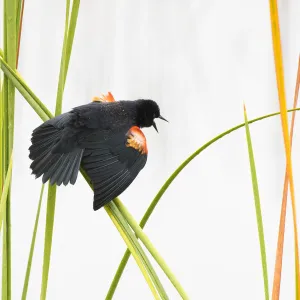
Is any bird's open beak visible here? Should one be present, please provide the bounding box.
[158,115,168,122]
[152,121,159,133]
[153,115,168,133]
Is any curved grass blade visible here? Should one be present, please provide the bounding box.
[269,2,300,299]
[244,105,269,300]
[114,199,189,299]
[272,55,300,299]
[22,185,45,300]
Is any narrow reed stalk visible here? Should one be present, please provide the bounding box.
[2,0,19,298]
[41,1,71,298]
[0,154,13,232]
[272,55,300,299]
[22,185,45,300]
[244,105,269,300]
[268,1,300,298]
[114,199,189,299]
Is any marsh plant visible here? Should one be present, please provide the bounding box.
[0,1,299,299]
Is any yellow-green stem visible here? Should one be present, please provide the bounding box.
[115,199,189,299]
[0,154,13,232]
[105,205,161,300]
[2,0,17,298]
[22,185,45,300]
[40,0,70,298]
[244,106,269,300]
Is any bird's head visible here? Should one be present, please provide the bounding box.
[135,99,168,132]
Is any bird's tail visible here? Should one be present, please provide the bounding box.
[29,122,83,186]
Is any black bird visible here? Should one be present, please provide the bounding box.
[29,92,167,210]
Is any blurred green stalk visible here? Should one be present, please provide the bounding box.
[2,0,19,299]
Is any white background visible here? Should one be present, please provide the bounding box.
[1,0,300,299]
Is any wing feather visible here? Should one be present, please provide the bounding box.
[81,127,148,210]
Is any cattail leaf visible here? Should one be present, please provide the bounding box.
[244,105,269,300]
[21,185,45,300]
[2,0,20,297]
[114,199,189,299]
[0,153,13,233]
[272,55,300,299]
[40,1,71,299]
[105,205,161,300]
[268,1,300,299]
[106,202,169,299]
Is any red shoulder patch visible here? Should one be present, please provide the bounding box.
[126,126,148,155]
[92,91,115,103]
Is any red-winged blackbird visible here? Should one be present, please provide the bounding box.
[29,92,167,210]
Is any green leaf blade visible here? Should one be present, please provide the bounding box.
[40,185,56,300]
[40,1,80,299]
[22,185,45,300]
[0,152,13,300]
[244,105,269,300]
[106,202,169,300]
[2,0,19,297]
[114,199,188,299]
[0,153,13,233]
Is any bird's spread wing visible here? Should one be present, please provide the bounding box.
[29,113,84,186]
[80,126,148,210]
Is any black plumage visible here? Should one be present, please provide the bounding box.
[29,97,167,210]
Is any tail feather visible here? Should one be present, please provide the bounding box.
[29,123,83,186]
